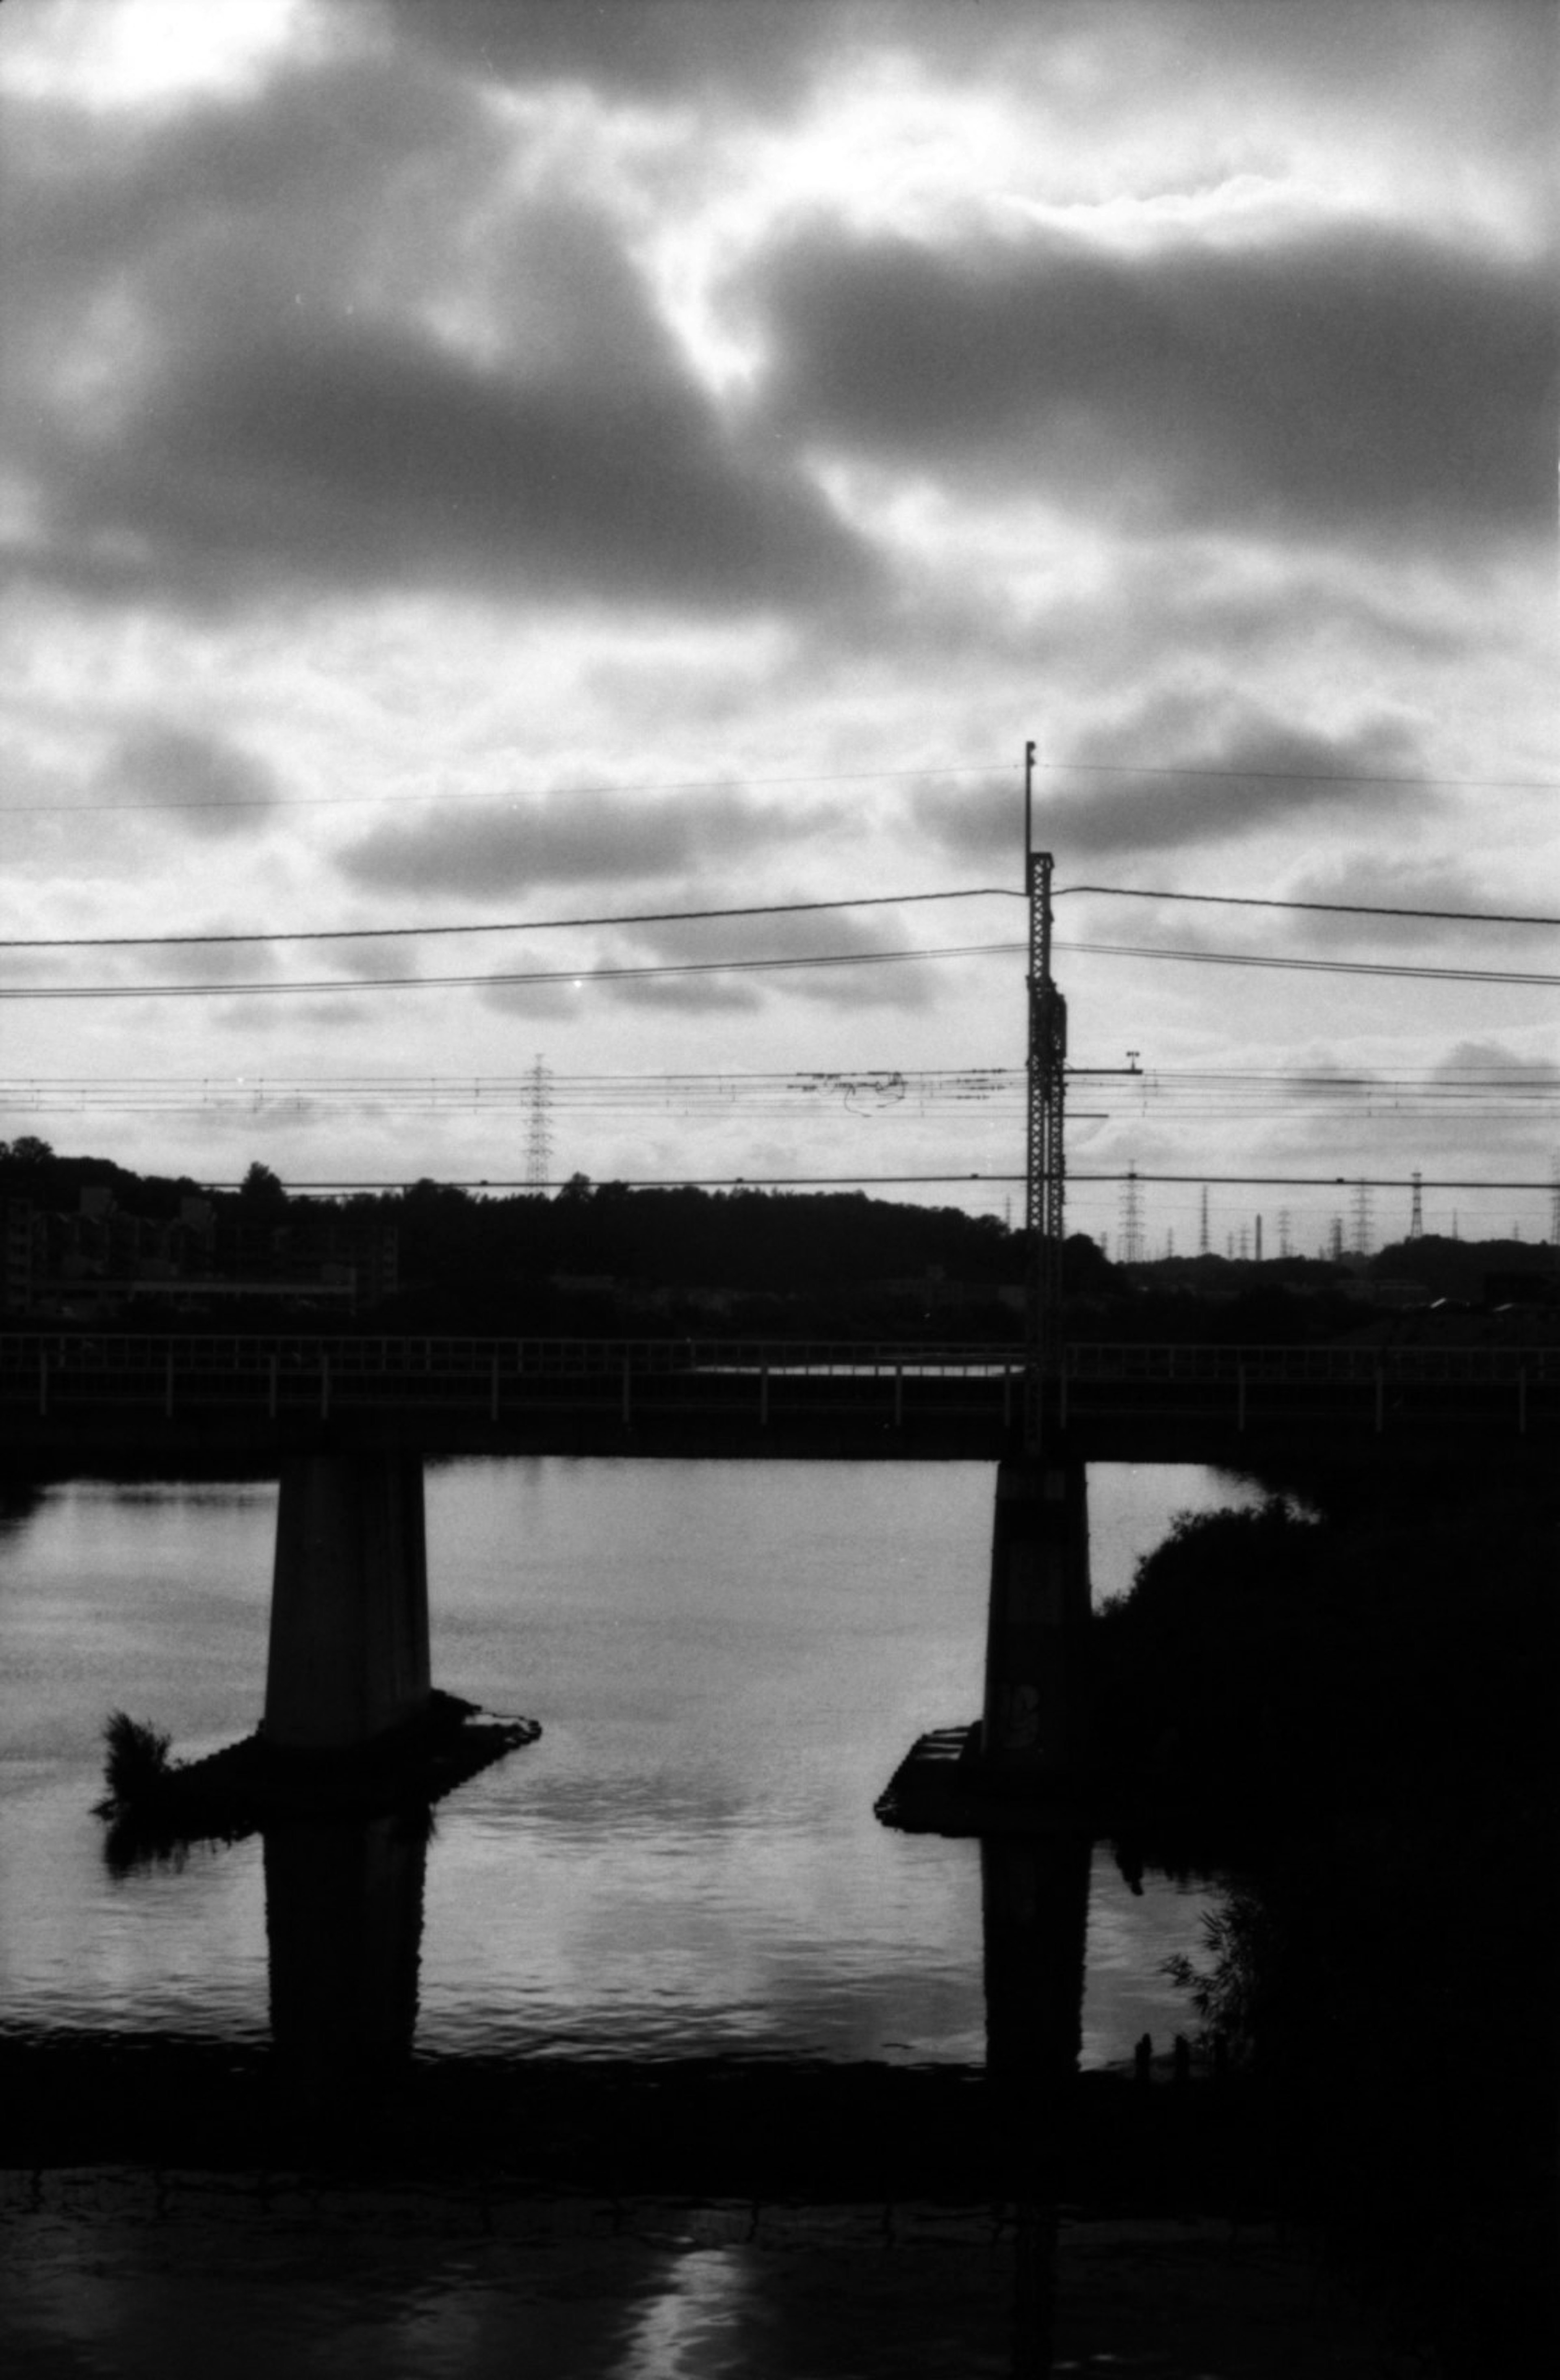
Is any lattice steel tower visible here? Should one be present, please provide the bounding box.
[1119,1167,1144,1263]
[1025,844,1067,1370]
[524,1054,553,1189]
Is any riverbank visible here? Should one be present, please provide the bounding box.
[1090,1479,1558,2375]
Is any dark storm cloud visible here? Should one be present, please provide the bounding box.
[751,221,1557,545]
[25,311,870,613]
[107,725,281,837]
[337,784,816,898]
[370,0,826,104]
[6,53,871,617]
[914,708,1436,861]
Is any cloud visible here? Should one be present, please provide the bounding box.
[601,903,940,1013]
[105,724,282,837]
[1278,856,1540,950]
[321,935,425,982]
[6,53,872,617]
[368,0,831,106]
[750,218,1556,549]
[337,784,817,898]
[124,935,282,986]
[598,973,765,1016]
[1431,1037,1560,1087]
[913,703,1438,861]
[25,311,871,615]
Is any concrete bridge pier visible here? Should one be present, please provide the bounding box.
[262,1454,432,1751]
[979,1456,1091,1781]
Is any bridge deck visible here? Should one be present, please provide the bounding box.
[2,1333,1554,1465]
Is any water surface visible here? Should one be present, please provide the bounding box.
[0,1458,1262,2064]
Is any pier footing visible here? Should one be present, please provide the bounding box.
[875,1721,1092,1835]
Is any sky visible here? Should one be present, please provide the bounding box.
[2,0,1556,1255]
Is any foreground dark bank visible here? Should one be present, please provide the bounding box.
[1091,1475,1559,2374]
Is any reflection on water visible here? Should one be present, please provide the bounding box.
[0,1456,1390,2378]
[0,1457,1236,2063]
[265,1814,429,2080]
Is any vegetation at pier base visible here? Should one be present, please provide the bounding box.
[96,1710,175,1810]
[1096,1487,1558,2372]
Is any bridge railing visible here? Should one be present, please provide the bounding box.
[0,1332,1021,1382]
[2,1332,1557,1395]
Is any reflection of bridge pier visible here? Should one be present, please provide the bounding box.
[264,1811,429,2082]
[982,1827,1092,2378]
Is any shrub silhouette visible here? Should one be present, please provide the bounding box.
[98,1710,174,1810]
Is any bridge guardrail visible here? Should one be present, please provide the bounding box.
[2,1332,1557,1394]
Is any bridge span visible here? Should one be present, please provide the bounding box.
[8,1330,1551,1786]
[4,1329,1555,1467]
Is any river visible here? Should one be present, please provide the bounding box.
[2,1454,1334,2378]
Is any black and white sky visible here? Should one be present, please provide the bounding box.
[2,0,1556,1246]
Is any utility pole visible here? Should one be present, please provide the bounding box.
[1409,1170,1424,1240]
[1254,1214,1263,1263]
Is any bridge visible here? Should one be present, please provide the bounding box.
[3,1327,1555,1465]
[8,837,1551,1792]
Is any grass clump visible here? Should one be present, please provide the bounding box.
[96,1710,176,1812]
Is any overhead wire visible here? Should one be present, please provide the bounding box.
[4,936,1558,998]
[1,880,1553,952]
[1055,884,1560,929]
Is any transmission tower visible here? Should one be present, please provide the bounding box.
[1198,1184,1210,1254]
[1550,1158,1559,1247]
[1278,1208,1293,1258]
[1119,1167,1144,1264]
[1408,1170,1424,1240]
[1350,1178,1374,1258]
[1329,1215,1344,1261]
[524,1054,553,1189]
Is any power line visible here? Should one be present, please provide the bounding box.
[1042,761,1558,791]
[4,1061,1550,1124]
[1057,883,1560,929]
[4,879,1553,953]
[0,888,1014,951]
[7,935,1560,1000]
[0,942,1023,999]
[1060,941,1560,987]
